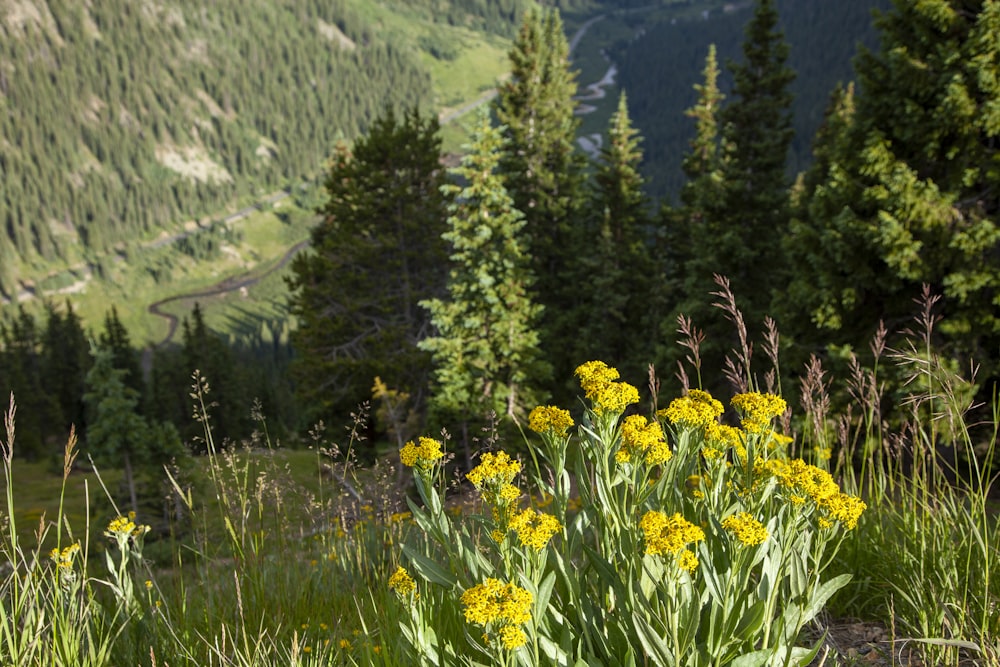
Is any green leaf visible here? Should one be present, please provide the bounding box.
[632,612,674,666]
[730,649,771,667]
[401,544,457,588]
[800,573,851,624]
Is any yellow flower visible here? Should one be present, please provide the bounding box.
[639,511,705,557]
[339,639,351,650]
[731,392,787,433]
[388,566,417,597]
[721,512,769,546]
[658,389,723,429]
[574,361,639,415]
[303,646,312,654]
[575,360,620,396]
[704,422,744,450]
[510,508,561,551]
[618,415,671,466]
[399,437,444,470]
[821,493,867,530]
[678,549,699,573]
[528,406,574,436]
[466,451,521,489]
[498,625,527,650]
[460,579,533,625]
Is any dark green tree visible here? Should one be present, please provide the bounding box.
[100,306,145,403]
[0,307,59,459]
[715,0,795,313]
[495,7,585,392]
[783,0,1000,381]
[41,301,91,439]
[420,112,548,455]
[84,345,183,512]
[287,106,449,431]
[576,92,654,379]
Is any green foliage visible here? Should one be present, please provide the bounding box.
[575,93,656,382]
[782,0,1000,387]
[288,107,449,434]
[618,0,889,200]
[0,0,440,295]
[495,7,587,397]
[420,112,549,446]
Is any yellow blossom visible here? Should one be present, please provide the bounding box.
[461,579,533,650]
[528,406,574,436]
[731,392,787,433]
[510,508,561,551]
[639,511,705,556]
[388,566,417,597]
[618,415,671,466]
[339,639,351,650]
[575,360,620,396]
[678,549,699,573]
[467,451,521,489]
[574,361,639,415]
[658,389,724,429]
[721,512,769,546]
[399,437,444,470]
[822,493,867,530]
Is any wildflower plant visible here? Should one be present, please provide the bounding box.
[392,362,866,665]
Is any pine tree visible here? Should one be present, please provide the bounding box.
[420,112,548,455]
[576,92,653,380]
[85,346,183,513]
[287,106,449,431]
[100,306,145,403]
[783,0,1000,381]
[715,0,795,313]
[41,301,91,438]
[495,7,585,391]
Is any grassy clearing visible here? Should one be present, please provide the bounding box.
[1,288,997,666]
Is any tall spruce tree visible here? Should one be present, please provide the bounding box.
[576,92,654,379]
[287,106,449,430]
[783,0,1000,381]
[495,7,585,392]
[716,0,795,312]
[658,5,794,391]
[41,301,91,439]
[420,112,548,455]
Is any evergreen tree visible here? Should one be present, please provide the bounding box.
[41,301,91,439]
[0,308,58,458]
[84,346,182,512]
[181,303,250,446]
[576,92,654,379]
[716,0,795,312]
[420,112,548,455]
[783,0,1000,382]
[287,106,449,432]
[495,7,585,392]
[100,306,145,403]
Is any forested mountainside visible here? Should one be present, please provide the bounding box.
[617,0,891,199]
[0,0,530,298]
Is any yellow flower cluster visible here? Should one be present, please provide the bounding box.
[731,392,787,433]
[466,451,521,489]
[617,415,672,466]
[49,542,81,569]
[721,512,769,546]
[528,406,574,436]
[639,510,705,563]
[574,361,640,415]
[658,389,724,429]
[678,550,699,573]
[704,422,743,450]
[764,458,867,529]
[399,437,444,470]
[460,579,533,650]
[510,508,561,551]
[388,566,417,597]
[105,515,150,541]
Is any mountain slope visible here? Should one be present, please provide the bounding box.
[0,0,525,298]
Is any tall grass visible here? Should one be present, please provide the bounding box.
[0,286,997,665]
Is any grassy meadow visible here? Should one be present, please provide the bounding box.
[1,288,997,666]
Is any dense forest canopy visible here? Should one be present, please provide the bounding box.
[0,0,530,299]
[618,0,892,199]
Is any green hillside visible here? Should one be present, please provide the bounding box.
[0,0,524,300]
